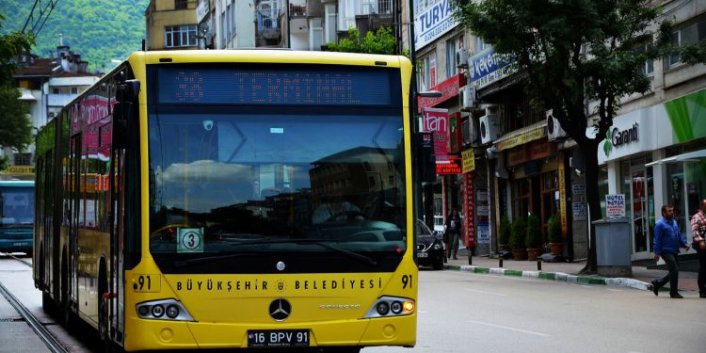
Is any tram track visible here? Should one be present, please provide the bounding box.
[0,253,69,353]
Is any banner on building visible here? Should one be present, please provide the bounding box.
[422,107,450,164]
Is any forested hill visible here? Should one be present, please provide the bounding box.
[0,0,149,73]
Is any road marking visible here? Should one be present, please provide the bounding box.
[607,288,623,292]
[466,319,551,337]
[463,288,508,297]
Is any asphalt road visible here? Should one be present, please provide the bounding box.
[364,269,706,353]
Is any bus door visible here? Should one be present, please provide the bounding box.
[109,145,126,342]
[68,134,81,308]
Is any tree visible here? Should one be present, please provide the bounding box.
[0,14,34,155]
[327,26,405,55]
[451,0,674,273]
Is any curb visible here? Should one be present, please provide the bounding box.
[445,264,652,291]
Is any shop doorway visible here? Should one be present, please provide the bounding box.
[630,167,652,258]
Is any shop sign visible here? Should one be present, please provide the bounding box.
[4,165,34,175]
[496,125,545,151]
[422,108,450,164]
[558,153,567,235]
[436,156,462,175]
[414,0,460,50]
[477,223,490,244]
[606,194,626,218]
[506,145,529,167]
[468,47,518,89]
[417,74,465,112]
[462,148,475,173]
[529,142,556,160]
[572,202,587,220]
[463,173,475,248]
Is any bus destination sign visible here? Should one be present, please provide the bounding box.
[156,65,399,107]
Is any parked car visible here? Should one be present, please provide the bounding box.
[416,219,444,270]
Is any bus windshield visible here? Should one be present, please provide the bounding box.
[148,111,407,273]
[0,185,34,226]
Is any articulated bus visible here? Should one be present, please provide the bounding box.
[0,180,34,255]
[34,50,417,352]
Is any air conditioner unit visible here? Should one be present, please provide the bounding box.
[546,109,567,141]
[456,49,469,68]
[479,108,502,145]
[459,85,475,110]
[461,112,477,146]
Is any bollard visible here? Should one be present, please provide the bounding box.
[499,257,503,268]
[537,259,542,271]
[468,255,472,265]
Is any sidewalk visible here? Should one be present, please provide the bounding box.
[442,253,699,294]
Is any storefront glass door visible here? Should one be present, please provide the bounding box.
[630,167,652,256]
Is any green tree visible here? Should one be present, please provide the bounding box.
[327,26,402,55]
[451,0,675,273]
[0,14,34,156]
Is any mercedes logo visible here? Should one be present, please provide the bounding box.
[269,298,292,321]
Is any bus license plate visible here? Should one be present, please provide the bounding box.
[248,330,310,347]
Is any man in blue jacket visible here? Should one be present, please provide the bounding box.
[651,204,690,298]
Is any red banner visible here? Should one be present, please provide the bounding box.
[422,108,450,164]
[417,73,465,112]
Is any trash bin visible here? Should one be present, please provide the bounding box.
[592,218,632,277]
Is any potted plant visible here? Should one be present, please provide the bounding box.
[547,215,563,256]
[525,214,543,261]
[498,214,512,252]
[509,216,527,260]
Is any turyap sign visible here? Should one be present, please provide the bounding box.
[414,0,459,50]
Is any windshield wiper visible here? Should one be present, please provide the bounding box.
[292,238,378,267]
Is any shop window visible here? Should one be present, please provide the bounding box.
[667,163,686,232]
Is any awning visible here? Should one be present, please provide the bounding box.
[18,89,36,101]
[495,120,547,151]
[645,149,706,167]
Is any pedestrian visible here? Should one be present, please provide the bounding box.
[651,204,690,298]
[690,199,706,298]
[445,208,462,260]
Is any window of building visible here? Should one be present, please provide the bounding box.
[668,16,706,68]
[14,153,32,166]
[175,0,188,10]
[52,88,60,94]
[164,25,198,48]
[71,87,78,94]
[668,31,682,67]
[446,35,463,79]
[420,52,437,91]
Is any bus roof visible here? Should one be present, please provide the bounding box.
[0,180,35,188]
[131,49,409,68]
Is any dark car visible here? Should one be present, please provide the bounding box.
[416,219,445,270]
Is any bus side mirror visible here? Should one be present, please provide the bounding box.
[113,80,140,149]
[415,132,437,183]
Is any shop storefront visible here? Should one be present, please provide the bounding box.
[599,88,706,260]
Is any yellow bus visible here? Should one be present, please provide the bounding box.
[34,50,417,352]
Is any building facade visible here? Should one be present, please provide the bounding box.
[145,0,200,50]
[3,46,99,181]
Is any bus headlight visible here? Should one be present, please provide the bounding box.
[364,296,415,318]
[136,299,194,321]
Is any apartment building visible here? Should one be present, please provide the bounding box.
[145,0,200,50]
